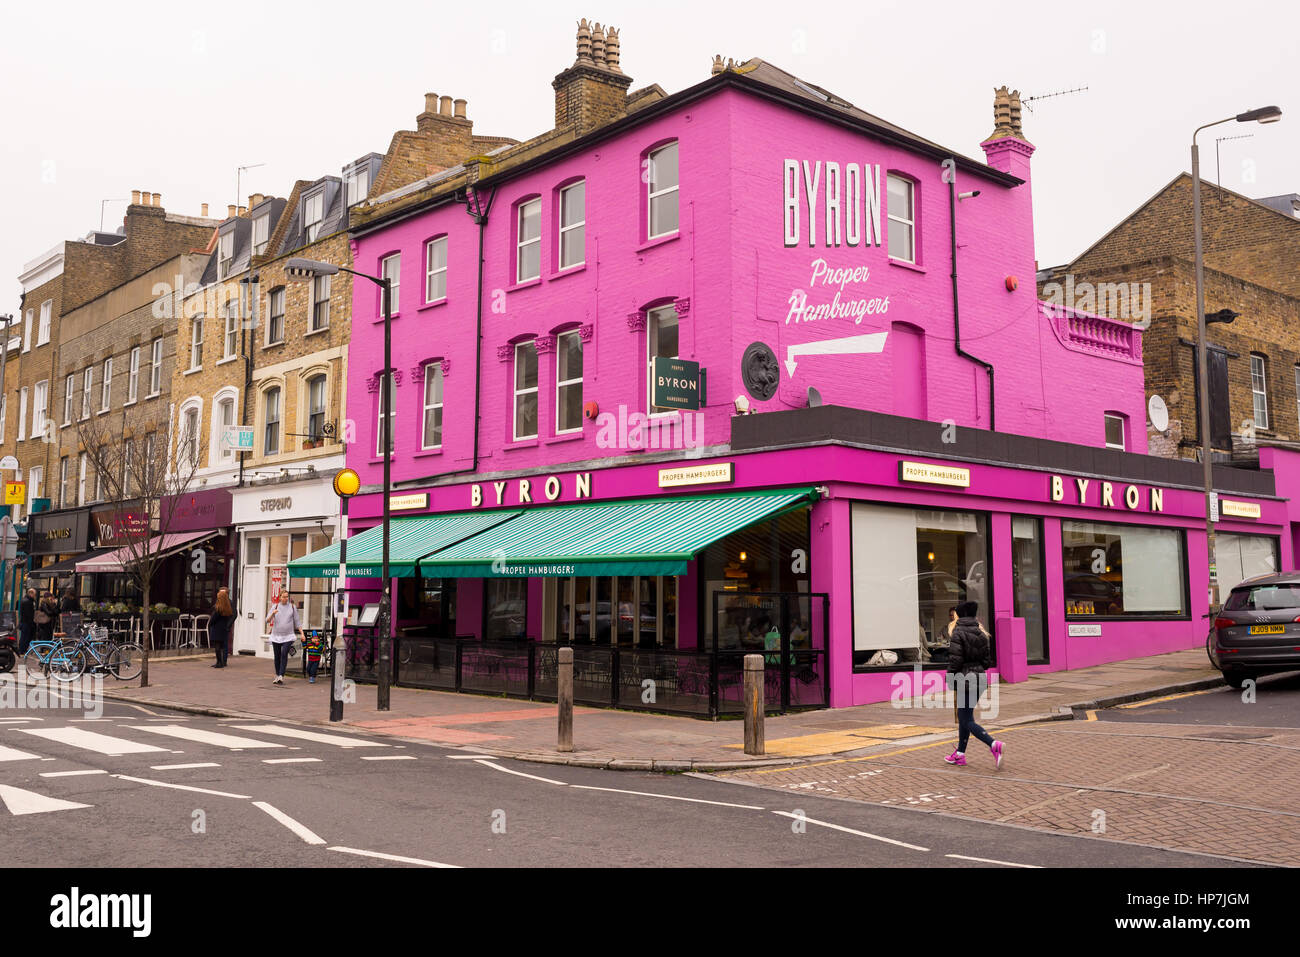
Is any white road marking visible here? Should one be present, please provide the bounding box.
[571,785,767,810]
[40,770,108,778]
[113,775,251,799]
[253,801,325,845]
[0,744,41,762]
[362,755,417,761]
[123,725,285,750]
[126,705,163,716]
[0,718,42,723]
[447,754,497,759]
[945,853,1041,868]
[327,846,458,868]
[151,763,221,771]
[0,784,92,815]
[771,811,930,852]
[231,725,388,748]
[263,758,322,764]
[22,727,168,756]
[473,759,569,786]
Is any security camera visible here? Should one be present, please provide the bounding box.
[958,190,981,201]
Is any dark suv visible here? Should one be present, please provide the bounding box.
[1208,572,1300,687]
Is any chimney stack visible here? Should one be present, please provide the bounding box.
[201,203,209,217]
[982,85,1036,180]
[554,19,634,135]
[151,193,162,207]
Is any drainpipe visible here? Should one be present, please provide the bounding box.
[949,171,995,431]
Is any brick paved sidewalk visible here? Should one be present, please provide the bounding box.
[93,647,1223,770]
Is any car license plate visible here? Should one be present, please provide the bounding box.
[1249,624,1286,635]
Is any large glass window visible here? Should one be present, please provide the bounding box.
[1216,533,1279,596]
[556,331,583,433]
[850,504,990,668]
[1013,517,1047,664]
[485,579,528,641]
[647,142,679,238]
[552,575,678,648]
[1062,521,1186,618]
[513,341,538,440]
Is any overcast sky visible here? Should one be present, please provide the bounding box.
[2,0,1297,306]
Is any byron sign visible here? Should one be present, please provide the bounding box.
[651,357,705,411]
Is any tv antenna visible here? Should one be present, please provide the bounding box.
[237,163,266,211]
[1215,133,1253,201]
[1021,86,1089,112]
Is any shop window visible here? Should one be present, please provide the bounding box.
[887,174,916,263]
[485,579,528,641]
[513,341,538,441]
[647,142,679,239]
[1062,521,1187,618]
[556,331,583,433]
[398,578,456,637]
[552,575,678,648]
[1013,517,1047,664]
[850,504,990,669]
[647,304,679,414]
[1216,533,1279,596]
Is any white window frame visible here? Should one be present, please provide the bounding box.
[887,174,916,264]
[150,338,163,395]
[63,374,75,425]
[81,368,93,421]
[263,387,281,456]
[188,316,204,370]
[101,358,112,411]
[303,192,324,242]
[381,253,401,315]
[267,287,286,344]
[1104,413,1125,451]
[1251,353,1269,431]
[516,198,541,283]
[555,331,583,434]
[211,389,238,467]
[181,404,201,469]
[32,380,47,441]
[422,364,443,450]
[647,304,680,416]
[223,303,238,359]
[346,166,369,207]
[28,466,42,506]
[306,374,327,442]
[22,309,32,353]
[513,341,539,441]
[128,347,140,403]
[311,274,331,331]
[17,387,27,441]
[218,231,234,279]
[647,142,679,240]
[0,394,6,443]
[425,237,448,303]
[58,457,68,508]
[37,300,52,346]
[375,372,396,458]
[559,181,586,269]
[122,441,134,496]
[252,214,269,256]
[77,451,87,507]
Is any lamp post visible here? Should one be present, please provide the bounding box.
[330,467,360,721]
[286,257,393,711]
[1191,106,1281,614]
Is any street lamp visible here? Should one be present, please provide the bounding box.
[1191,106,1282,615]
[330,467,360,721]
[286,257,394,711]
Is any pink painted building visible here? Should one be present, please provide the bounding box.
[291,34,1284,713]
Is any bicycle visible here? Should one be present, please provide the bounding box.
[21,637,87,684]
[64,625,146,681]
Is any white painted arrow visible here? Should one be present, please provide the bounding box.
[0,784,92,816]
[785,332,889,377]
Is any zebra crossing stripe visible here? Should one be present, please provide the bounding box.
[0,744,41,763]
[21,727,168,756]
[0,784,92,815]
[231,725,389,748]
[122,725,286,750]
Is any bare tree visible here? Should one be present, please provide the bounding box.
[77,410,202,687]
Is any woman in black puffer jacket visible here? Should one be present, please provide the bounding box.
[943,601,1004,769]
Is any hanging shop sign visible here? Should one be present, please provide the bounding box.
[900,461,971,488]
[651,357,705,412]
[659,463,734,488]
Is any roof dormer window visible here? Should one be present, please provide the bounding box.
[303,192,324,242]
[218,231,234,279]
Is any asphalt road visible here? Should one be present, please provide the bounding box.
[1096,670,1300,728]
[1,698,1222,869]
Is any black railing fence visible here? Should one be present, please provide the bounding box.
[341,591,828,718]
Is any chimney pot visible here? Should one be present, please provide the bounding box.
[201,203,209,217]
[151,193,162,207]
[131,190,141,205]
[453,98,467,119]
[605,26,621,72]
[425,92,438,114]
[575,18,593,65]
[439,95,453,116]
[591,22,606,66]
[238,206,247,217]
[227,204,237,219]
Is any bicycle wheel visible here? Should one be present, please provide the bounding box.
[107,642,144,681]
[47,644,87,683]
[22,646,49,683]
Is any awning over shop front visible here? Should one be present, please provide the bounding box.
[286,510,523,579]
[75,530,219,574]
[418,487,818,578]
[29,550,101,579]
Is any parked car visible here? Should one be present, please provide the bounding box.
[1207,571,1300,688]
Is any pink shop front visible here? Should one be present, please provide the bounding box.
[319,407,1287,715]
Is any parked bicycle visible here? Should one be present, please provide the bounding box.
[21,637,87,684]
[22,625,144,682]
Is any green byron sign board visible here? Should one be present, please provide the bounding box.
[651,357,706,411]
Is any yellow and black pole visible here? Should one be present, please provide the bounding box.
[331,467,360,722]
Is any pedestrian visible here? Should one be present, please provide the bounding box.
[59,586,79,615]
[265,591,304,685]
[36,591,58,645]
[302,630,325,683]
[943,600,1004,769]
[209,587,237,669]
[18,587,36,656]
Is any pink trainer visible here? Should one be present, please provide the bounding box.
[943,751,967,766]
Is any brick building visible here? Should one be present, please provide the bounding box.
[1039,175,1300,462]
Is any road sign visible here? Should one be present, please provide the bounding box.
[3,482,25,506]
[1209,491,1219,523]
[220,426,255,451]
[651,357,705,411]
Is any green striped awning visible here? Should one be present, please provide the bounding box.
[416,487,817,578]
[286,510,521,578]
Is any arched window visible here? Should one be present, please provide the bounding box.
[647,141,679,239]
[263,387,281,455]
[182,406,201,468]
[210,389,238,467]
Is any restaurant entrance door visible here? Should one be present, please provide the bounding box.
[545,575,679,648]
